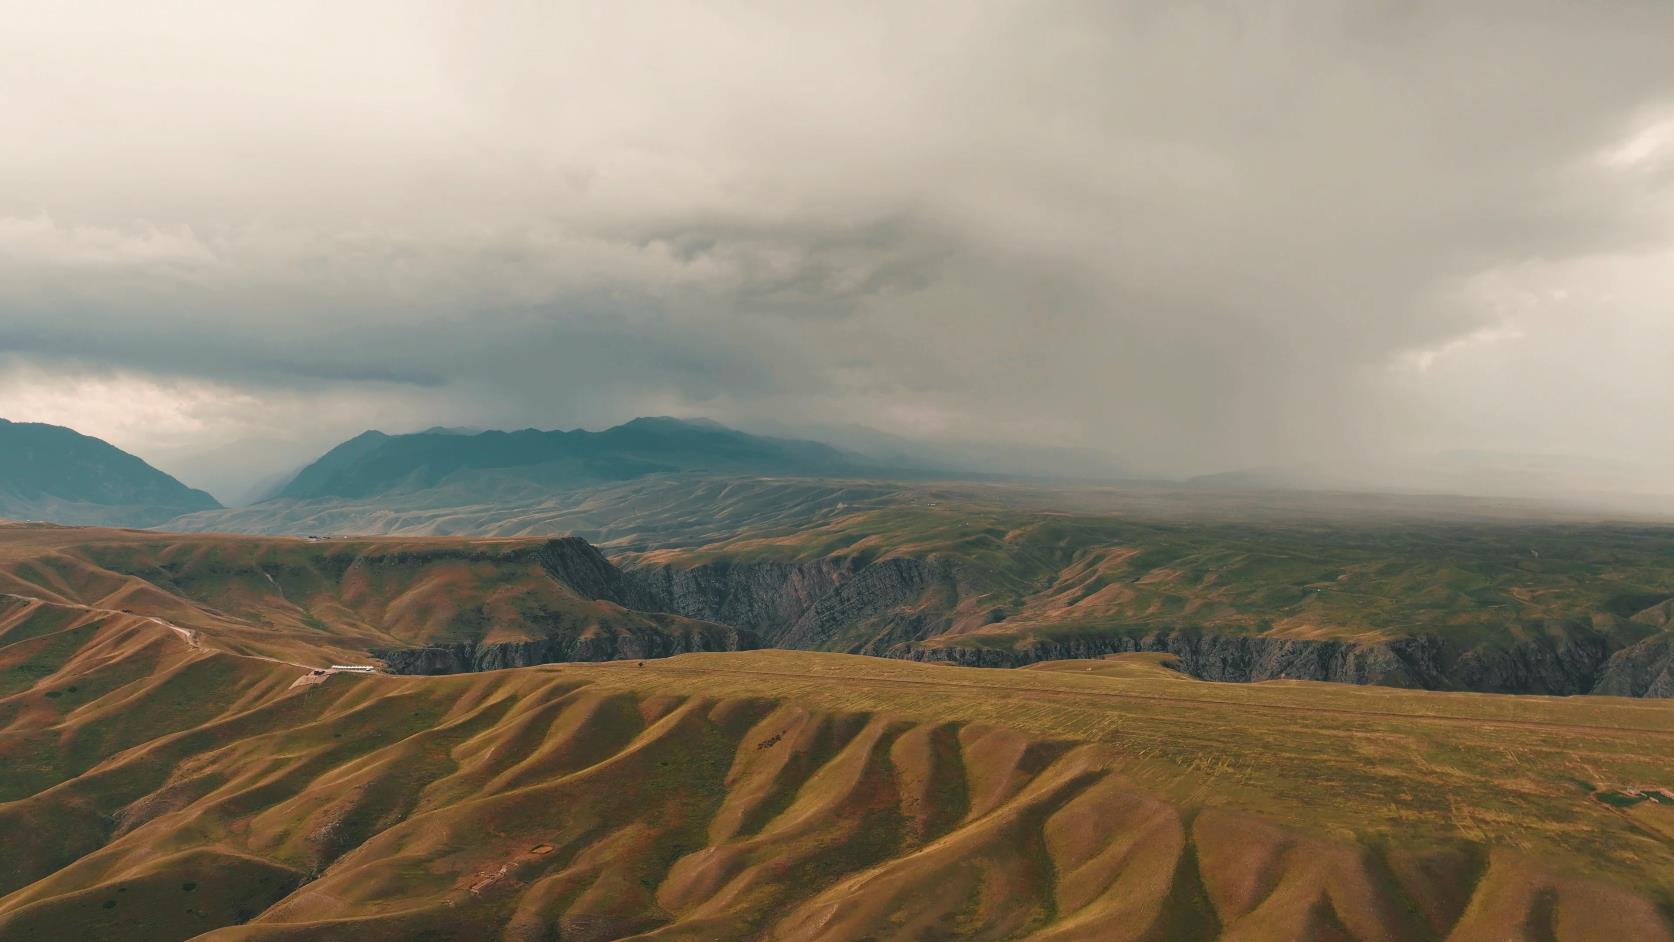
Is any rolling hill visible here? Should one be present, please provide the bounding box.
[0,525,749,671]
[0,546,1671,939]
[0,420,219,527]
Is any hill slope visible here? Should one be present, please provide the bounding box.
[0,525,750,670]
[0,591,1671,940]
[0,420,219,527]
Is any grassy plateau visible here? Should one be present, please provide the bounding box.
[0,517,1672,939]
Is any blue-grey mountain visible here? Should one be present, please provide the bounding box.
[271,417,875,501]
[0,419,220,527]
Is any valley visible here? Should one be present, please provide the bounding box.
[10,508,1674,698]
[149,420,1674,698]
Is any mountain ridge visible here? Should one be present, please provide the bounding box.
[270,417,880,502]
[0,419,220,527]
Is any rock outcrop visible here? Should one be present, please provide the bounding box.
[1449,628,1615,696]
[624,554,950,650]
[531,536,632,602]
[1591,631,1674,698]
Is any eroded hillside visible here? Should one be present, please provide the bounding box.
[1,590,1672,940]
[0,525,749,670]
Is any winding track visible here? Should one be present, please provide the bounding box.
[0,591,330,674]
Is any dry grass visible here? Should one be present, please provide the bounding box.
[1,524,1672,939]
[1,606,1671,938]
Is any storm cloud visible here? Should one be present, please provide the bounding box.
[3,1,1673,501]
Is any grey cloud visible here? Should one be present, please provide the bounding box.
[0,324,450,389]
[1,0,1672,493]
[634,216,948,314]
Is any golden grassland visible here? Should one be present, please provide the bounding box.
[1,523,1673,939]
[2,587,1674,939]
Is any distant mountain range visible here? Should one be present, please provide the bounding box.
[0,415,932,532]
[267,416,878,501]
[14,414,1669,535]
[0,419,220,527]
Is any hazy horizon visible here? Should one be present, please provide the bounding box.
[4,1,1673,505]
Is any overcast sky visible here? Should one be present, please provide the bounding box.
[3,1,1673,502]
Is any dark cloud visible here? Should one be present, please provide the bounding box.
[1,0,1672,497]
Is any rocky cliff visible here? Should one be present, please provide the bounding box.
[359,535,1674,696]
[624,551,1674,697]
[623,554,952,651]
[1591,630,1674,697]
[531,536,633,602]
[887,624,1659,696]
